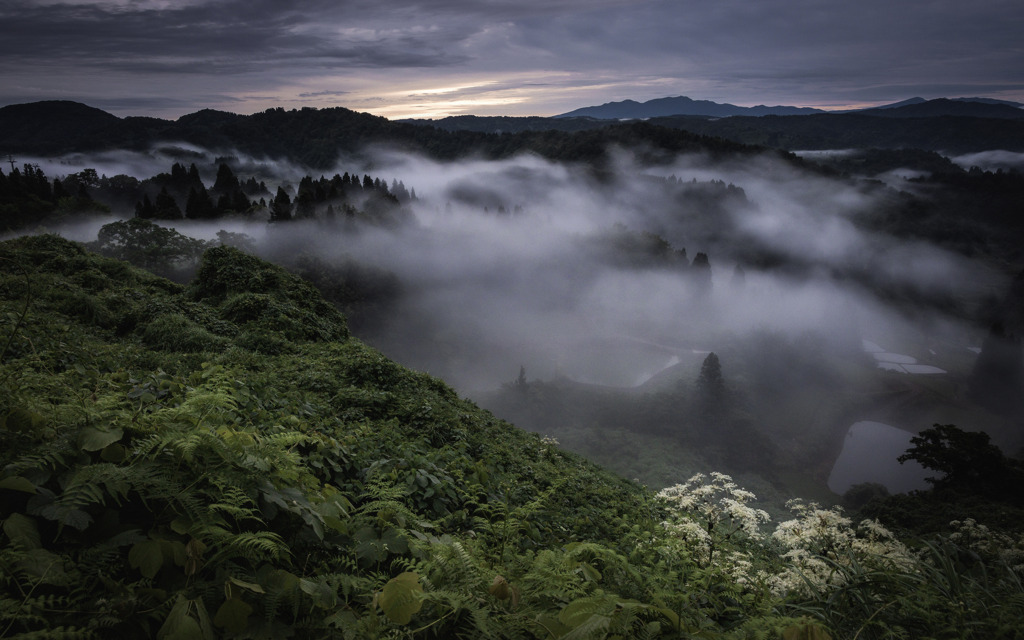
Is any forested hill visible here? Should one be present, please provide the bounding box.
[0,101,762,170]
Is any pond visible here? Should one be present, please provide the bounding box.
[828,421,932,495]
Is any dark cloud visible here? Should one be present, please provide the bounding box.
[0,0,1021,117]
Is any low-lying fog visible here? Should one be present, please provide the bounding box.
[26,143,1002,394]
[25,140,1024,487]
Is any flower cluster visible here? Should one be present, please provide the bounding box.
[657,473,770,567]
[538,434,561,459]
[949,518,1024,575]
[768,499,913,598]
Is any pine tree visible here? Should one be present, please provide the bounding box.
[270,186,293,222]
[213,163,240,193]
[691,252,712,296]
[694,352,727,426]
[155,187,182,218]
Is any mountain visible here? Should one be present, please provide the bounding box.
[953,97,1024,108]
[858,98,1024,119]
[554,95,824,119]
[0,100,768,169]
[0,100,123,153]
[866,97,929,110]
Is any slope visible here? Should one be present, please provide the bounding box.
[0,235,666,638]
[3,236,1023,639]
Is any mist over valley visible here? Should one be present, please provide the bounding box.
[5,108,1022,501]
[5,93,1024,639]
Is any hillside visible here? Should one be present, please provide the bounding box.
[3,235,1024,639]
[0,235,665,637]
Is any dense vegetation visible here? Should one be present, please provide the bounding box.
[2,236,1023,639]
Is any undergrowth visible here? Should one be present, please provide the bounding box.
[1,235,1021,639]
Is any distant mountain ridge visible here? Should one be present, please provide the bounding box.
[555,95,1024,120]
[554,95,824,119]
[859,98,1024,119]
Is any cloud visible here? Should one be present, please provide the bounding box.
[2,0,1022,118]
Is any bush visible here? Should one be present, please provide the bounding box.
[140,312,229,352]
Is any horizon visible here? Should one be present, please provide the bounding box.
[0,94,1013,122]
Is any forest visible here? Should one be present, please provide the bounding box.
[2,102,1024,638]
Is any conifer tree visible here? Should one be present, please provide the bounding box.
[154,186,182,218]
[270,186,293,222]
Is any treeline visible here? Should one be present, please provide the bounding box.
[0,163,108,230]
[0,160,414,232]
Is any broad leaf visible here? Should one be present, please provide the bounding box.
[0,476,37,494]
[78,425,123,452]
[214,597,253,634]
[378,572,423,625]
[129,539,165,579]
[3,513,41,550]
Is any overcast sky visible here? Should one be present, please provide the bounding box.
[1,0,1022,120]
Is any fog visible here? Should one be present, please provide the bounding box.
[950,149,1024,172]
[25,139,1022,489]
[54,144,997,389]
[38,142,1002,393]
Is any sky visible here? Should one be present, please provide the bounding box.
[1,0,1022,120]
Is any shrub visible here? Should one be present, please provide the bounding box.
[139,312,229,352]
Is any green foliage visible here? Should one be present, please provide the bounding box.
[90,218,211,282]
[2,234,1022,639]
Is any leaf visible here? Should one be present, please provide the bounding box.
[214,597,253,634]
[158,596,199,640]
[0,476,37,494]
[378,572,423,625]
[79,425,124,452]
[558,597,607,627]
[228,576,265,594]
[3,513,41,550]
[299,578,338,609]
[101,443,127,462]
[129,539,165,579]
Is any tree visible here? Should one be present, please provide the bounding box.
[90,218,210,281]
[696,352,725,401]
[270,186,293,222]
[691,252,712,296]
[513,365,529,396]
[897,424,1016,497]
[135,194,156,218]
[213,162,239,193]
[185,185,216,219]
[154,187,182,219]
[694,352,728,427]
